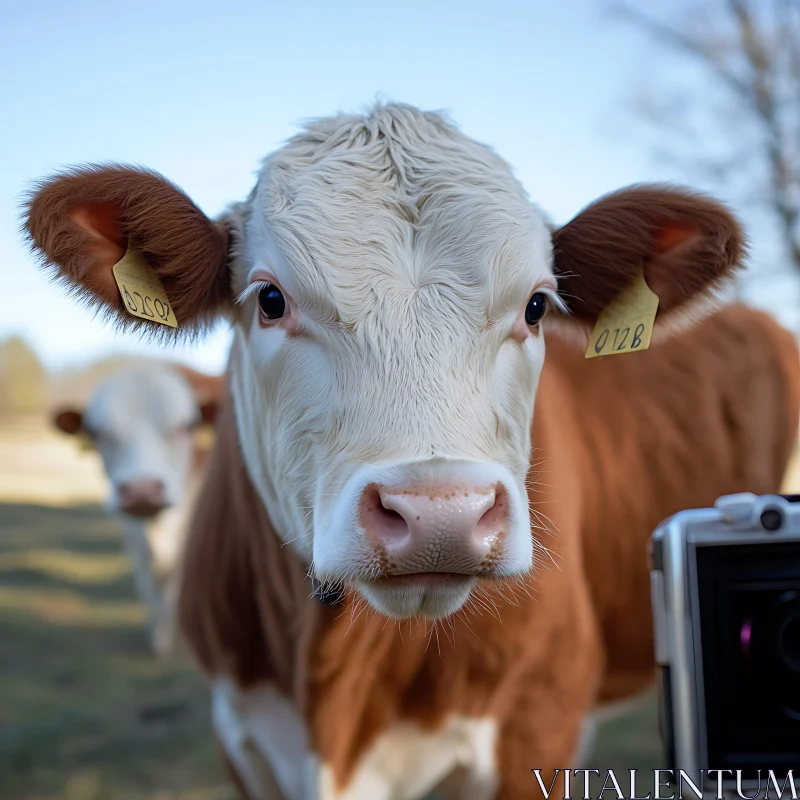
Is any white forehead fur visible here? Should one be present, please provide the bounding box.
[84,366,198,434]
[228,103,554,325]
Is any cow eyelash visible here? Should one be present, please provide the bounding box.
[235,281,271,306]
[537,287,569,316]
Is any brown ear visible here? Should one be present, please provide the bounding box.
[23,165,232,334]
[552,185,745,323]
[174,365,225,425]
[200,399,220,426]
[53,409,83,435]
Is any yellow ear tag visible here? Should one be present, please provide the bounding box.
[585,271,659,359]
[195,425,216,452]
[112,243,178,328]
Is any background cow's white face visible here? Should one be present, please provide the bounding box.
[225,107,560,618]
[55,367,203,519]
[28,102,745,621]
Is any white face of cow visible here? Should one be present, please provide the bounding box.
[57,368,202,520]
[27,102,744,621]
[225,107,560,618]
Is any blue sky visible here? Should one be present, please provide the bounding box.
[2,0,796,374]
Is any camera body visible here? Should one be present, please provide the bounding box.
[651,493,800,795]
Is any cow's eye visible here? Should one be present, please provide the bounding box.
[258,284,286,320]
[525,292,548,326]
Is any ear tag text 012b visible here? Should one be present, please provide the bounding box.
[585,271,659,359]
[112,243,178,328]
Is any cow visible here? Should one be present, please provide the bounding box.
[24,103,800,799]
[52,362,222,658]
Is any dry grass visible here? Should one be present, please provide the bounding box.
[0,551,130,583]
[0,416,106,506]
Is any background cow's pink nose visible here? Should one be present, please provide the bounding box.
[360,483,509,574]
[117,479,167,518]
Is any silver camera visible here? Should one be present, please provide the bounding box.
[650,493,800,797]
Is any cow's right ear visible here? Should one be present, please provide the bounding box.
[23,166,232,334]
[174,366,225,427]
[199,399,220,426]
[53,409,83,435]
[550,185,745,344]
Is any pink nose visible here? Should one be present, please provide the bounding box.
[360,483,510,575]
[117,479,167,518]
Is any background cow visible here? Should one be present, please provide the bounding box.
[52,363,222,658]
[24,104,800,798]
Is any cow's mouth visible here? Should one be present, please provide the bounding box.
[120,502,167,520]
[356,573,478,619]
[369,572,470,589]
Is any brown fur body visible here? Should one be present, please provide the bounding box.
[179,304,800,799]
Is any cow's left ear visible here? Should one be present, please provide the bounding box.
[552,185,745,328]
[23,165,232,336]
[53,409,83,435]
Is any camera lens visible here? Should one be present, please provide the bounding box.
[697,543,800,770]
[777,599,800,674]
[760,508,783,531]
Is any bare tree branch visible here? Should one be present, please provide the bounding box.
[611,0,800,273]
[608,2,751,97]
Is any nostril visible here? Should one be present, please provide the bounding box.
[475,484,509,544]
[380,506,404,523]
[361,484,411,546]
[376,504,407,533]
